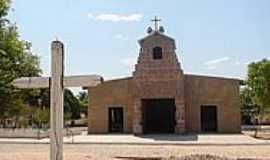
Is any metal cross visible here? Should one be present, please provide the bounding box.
[151,16,161,31]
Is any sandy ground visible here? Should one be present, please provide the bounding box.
[0,143,270,160]
[1,133,269,145]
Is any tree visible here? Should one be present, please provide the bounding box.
[31,108,49,139]
[245,59,270,122]
[0,0,10,26]
[64,89,81,120]
[8,99,27,128]
[77,91,88,116]
[240,87,257,124]
[0,0,42,126]
[32,108,49,129]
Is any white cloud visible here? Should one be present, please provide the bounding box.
[120,57,137,67]
[204,57,231,70]
[114,34,128,40]
[87,13,143,22]
[204,57,230,66]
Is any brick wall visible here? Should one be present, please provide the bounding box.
[88,78,134,134]
[184,74,241,133]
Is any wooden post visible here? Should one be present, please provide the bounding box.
[13,40,103,160]
[50,40,64,160]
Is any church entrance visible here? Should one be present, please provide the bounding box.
[142,99,176,134]
[201,105,218,132]
[108,107,123,133]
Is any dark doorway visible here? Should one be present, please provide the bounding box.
[201,105,217,132]
[108,107,123,133]
[142,99,175,134]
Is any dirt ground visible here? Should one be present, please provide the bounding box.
[0,143,269,160]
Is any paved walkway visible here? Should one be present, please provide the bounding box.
[0,132,269,145]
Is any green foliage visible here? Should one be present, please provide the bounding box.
[242,59,270,124]
[0,0,42,125]
[247,59,270,113]
[240,87,257,124]
[78,91,88,103]
[64,89,81,119]
[32,108,49,128]
[0,0,10,25]
[64,112,72,122]
[24,88,85,126]
[77,91,88,115]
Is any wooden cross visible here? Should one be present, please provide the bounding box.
[13,40,102,160]
[151,16,161,31]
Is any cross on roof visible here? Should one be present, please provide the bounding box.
[151,16,161,31]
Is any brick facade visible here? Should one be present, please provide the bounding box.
[88,29,241,134]
[133,31,185,134]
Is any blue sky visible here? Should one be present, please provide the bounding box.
[8,0,270,93]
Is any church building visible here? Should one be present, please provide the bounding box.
[87,19,241,134]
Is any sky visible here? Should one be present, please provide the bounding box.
[8,0,270,94]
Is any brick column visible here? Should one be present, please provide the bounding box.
[175,98,185,134]
[133,98,143,135]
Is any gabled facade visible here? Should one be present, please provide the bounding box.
[87,27,241,134]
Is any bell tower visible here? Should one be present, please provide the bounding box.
[132,18,186,134]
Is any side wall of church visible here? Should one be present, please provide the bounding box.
[184,74,241,133]
[88,78,135,134]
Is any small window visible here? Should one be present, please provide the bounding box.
[153,47,162,60]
